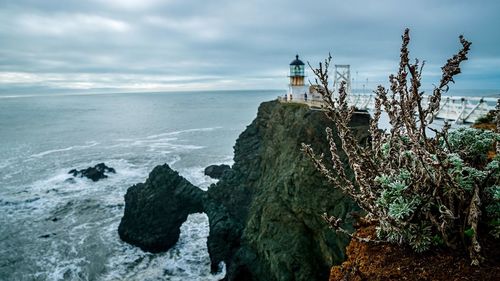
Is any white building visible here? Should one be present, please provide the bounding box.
[287,55,308,101]
[287,54,322,101]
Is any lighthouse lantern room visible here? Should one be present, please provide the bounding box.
[288,54,307,101]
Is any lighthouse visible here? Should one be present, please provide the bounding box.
[287,54,307,101]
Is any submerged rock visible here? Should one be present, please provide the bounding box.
[68,163,116,182]
[118,164,204,253]
[204,164,231,179]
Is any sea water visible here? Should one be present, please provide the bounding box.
[0,90,280,281]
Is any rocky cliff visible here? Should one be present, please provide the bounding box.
[119,100,371,281]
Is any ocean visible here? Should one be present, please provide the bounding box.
[0,90,280,281]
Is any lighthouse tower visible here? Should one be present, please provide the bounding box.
[288,54,307,101]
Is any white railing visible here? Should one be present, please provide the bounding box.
[279,94,498,124]
[277,95,324,108]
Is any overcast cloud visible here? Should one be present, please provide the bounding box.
[0,0,499,93]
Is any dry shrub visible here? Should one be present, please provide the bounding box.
[302,28,500,265]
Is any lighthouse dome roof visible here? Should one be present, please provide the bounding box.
[290,54,305,66]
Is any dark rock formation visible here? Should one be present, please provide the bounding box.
[204,164,231,179]
[118,100,370,280]
[68,163,116,182]
[39,233,56,239]
[205,101,369,281]
[118,164,204,252]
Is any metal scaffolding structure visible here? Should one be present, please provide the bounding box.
[345,94,497,124]
[333,64,351,94]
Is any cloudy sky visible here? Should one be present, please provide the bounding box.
[1,0,499,94]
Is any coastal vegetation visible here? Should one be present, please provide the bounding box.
[302,29,500,266]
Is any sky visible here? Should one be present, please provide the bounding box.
[0,0,499,94]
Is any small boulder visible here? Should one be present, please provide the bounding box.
[68,163,116,182]
[204,164,231,179]
[118,164,205,253]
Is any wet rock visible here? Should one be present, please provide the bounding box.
[68,163,116,182]
[118,164,205,253]
[204,164,231,179]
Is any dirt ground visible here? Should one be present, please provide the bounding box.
[329,224,500,281]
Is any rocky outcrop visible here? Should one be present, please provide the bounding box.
[204,164,231,179]
[68,163,116,182]
[118,164,204,252]
[205,101,370,281]
[118,100,370,280]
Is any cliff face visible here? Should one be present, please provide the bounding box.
[205,101,370,281]
[118,100,371,281]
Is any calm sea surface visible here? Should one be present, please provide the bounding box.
[0,90,280,281]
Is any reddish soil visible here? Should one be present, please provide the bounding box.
[329,224,500,281]
[472,123,496,131]
[470,122,497,160]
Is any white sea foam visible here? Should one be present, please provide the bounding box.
[145,127,223,139]
[2,153,230,280]
[30,141,99,158]
[178,166,218,191]
[168,154,182,166]
[114,137,178,144]
[4,157,149,280]
[0,159,11,170]
[110,128,218,147]
[112,133,206,152]
[102,213,225,281]
[147,143,204,151]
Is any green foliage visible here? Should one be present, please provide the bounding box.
[369,127,499,258]
[485,157,500,174]
[464,228,475,238]
[445,153,487,191]
[445,127,500,163]
[432,234,445,246]
[485,185,500,238]
[381,142,390,158]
